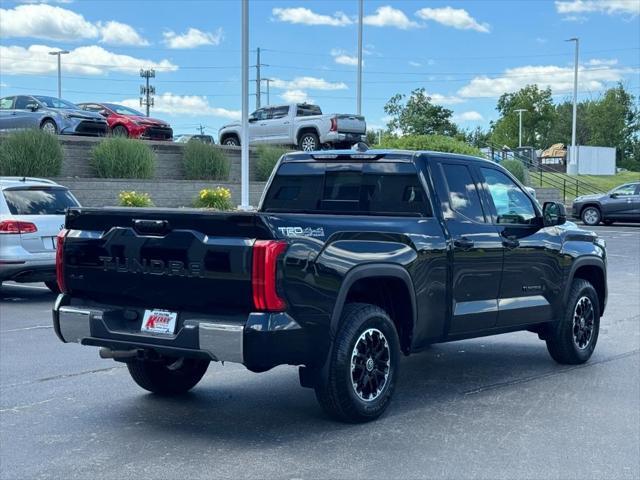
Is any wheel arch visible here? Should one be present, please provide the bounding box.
[567,257,607,316]
[579,203,601,216]
[296,126,320,144]
[39,117,57,129]
[330,264,417,355]
[220,131,240,144]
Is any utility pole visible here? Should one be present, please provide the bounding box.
[240,0,250,209]
[566,37,579,175]
[48,50,69,99]
[254,47,268,109]
[262,78,273,105]
[197,125,205,135]
[357,0,363,115]
[514,109,527,148]
[139,68,156,117]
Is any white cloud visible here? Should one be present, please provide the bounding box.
[280,90,311,103]
[556,0,640,16]
[271,7,352,26]
[415,7,490,32]
[364,6,419,29]
[330,49,361,66]
[409,61,422,67]
[120,93,240,120]
[271,76,348,91]
[454,111,484,122]
[426,92,466,105]
[457,62,634,98]
[0,4,148,46]
[587,58,619,66]
[0,44,177,75]
[162,27,223,49]
[99,21,148,46]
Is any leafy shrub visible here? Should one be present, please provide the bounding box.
[118,191,154,207]
[0,129,63,177]
[91,137,155,179]
[194,187,233,210]
[380,134,482,156]
[501,159,530,185]
[183,141,230,180]
[255,145,290,181]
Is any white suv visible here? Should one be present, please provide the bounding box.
[0,177,79,292]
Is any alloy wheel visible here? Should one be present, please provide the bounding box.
[582,208,599,225]
[572,296,595,350]
[301,136,317,151]
[350,328,391,402]
[41,122,56,134]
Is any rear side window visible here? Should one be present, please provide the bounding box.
[3,188,79,215]
[262,162,429,216]
[441,164,485,223]
[296,105,322,117]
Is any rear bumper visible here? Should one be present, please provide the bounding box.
[52,296,309,371]
[0,258,55,282]
[323,131,366,145]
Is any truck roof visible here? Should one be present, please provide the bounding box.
[281,149,493,165]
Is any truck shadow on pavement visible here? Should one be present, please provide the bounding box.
[108,338,562,442]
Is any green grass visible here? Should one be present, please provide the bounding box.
[530,171,640,195]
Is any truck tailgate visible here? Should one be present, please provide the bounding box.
[62,208,274,313]
[335,114,366,134]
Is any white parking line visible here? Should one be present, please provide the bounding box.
[2,325,53,333]
[1,284,49,291]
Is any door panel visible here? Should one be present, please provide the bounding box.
[265,105,290,143]
[602,184,639,219]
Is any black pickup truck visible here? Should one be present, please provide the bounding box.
[53,149,607,422]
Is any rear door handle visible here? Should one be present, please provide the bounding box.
[502,236,520,248]
[454,237,474,249]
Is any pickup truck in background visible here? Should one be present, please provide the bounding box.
[52,148,607,423]
[218,103,366,151]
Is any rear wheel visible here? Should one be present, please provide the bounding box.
[298,132,319,151]
[127,357,209,395]
[40,119,57,135]
[44,281,60,294]
[545,279,600,364]
[314,303,400,423]
[581,206,601,226]
[111,125,129,137]
[223,136,239,146]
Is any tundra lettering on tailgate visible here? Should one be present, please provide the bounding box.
[98,256,202,278]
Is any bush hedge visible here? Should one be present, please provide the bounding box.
[118,191,154,207]
[0,129,64,177]
[380,134,482,156]
[194,187,233,210]
[183,141,230,180]
[501,159,530,185]
[91,137,155,179]
[255,145,290,181]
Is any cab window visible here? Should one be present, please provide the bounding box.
[0,97,14,109]
[13,96,34,110]
[480,168,537,225]
[441,164,485,223]
[611,184,637,196]
[270,106,289,119]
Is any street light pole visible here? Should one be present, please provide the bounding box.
[240,0,250,210]
[48,50,69,99]
[566,37,579,175]
[356,0,363,115]
[514,109,527,148]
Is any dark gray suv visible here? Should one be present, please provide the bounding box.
[572,182,640,225]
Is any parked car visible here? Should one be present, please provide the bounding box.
[0,177,80,292]
[77,103,173,140]
[53,148,606,422]
[0,95,108,136]
[174,134,215,144]
[572,182,640,225]
[218,103,366,151]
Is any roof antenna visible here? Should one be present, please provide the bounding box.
[353,141,369,152]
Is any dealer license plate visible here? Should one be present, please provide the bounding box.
[141,309,178,335]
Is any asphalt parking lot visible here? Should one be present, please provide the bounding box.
[1,224,639,480]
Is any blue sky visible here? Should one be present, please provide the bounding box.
[1,0,639,136]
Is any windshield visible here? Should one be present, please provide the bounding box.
[103,103,145,116]
[3,187,79,215]
[33,96,78,109]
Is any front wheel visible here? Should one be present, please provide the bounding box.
[127,357,209,395]
[581,206,601,226]
[298,132,319,151]
[545,279,600,364]
[223,136,239,146]
[314,303,400,423]
[111,125,129,137]
[40,119,57,135]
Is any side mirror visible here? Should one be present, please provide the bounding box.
[543,201,567,227]
[26,103,39,112]
[609,193,619,198]
[248,115,257,123]
[99,110,109,117]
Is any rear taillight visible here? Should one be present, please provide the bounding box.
[252,240,287,311]
[0,220,38,234]
[330,118,338,132]
[56,229,68,293]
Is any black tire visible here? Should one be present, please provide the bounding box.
[111,125,129,137]
[546,279,600,365]
[44,281,60,294]
[314,303,400,423]
[581,206,601,226]
[223,136,239,146]
[127,357,209,395]
[298,132,319,151]
[40,119,57,135]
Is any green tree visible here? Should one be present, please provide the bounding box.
[460,126,491,148]
[384,88,458,136]
[490,85,556,149]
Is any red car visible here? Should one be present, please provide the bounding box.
[77,103,173,141]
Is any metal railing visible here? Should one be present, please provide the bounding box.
[483,144,604,201]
